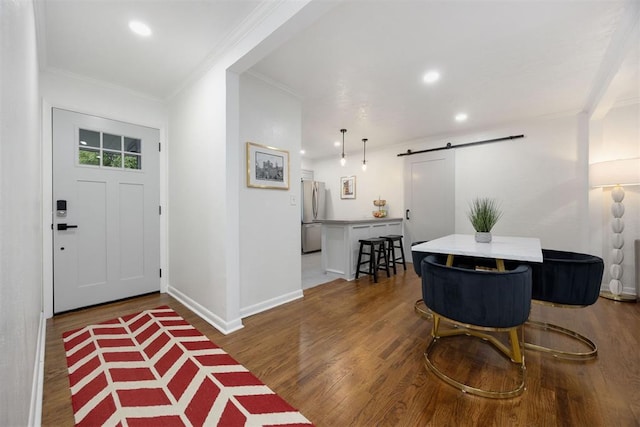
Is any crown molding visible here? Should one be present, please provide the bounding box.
[167,0,293,101]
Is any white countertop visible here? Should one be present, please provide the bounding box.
[411,233,542,263]
[316,218,403,225]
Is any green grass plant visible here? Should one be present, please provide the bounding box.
[467,198,502,232]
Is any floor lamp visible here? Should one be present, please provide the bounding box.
[590,157,640,302]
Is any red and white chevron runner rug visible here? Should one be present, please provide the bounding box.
[62,306,313,426]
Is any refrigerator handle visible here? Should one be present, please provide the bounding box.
[312,183,318,219]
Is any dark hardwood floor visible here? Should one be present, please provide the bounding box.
[42,268,640,426]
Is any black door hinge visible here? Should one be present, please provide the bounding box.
[159,268,162,278]
[159,205,162,215]
[159,142,161,152]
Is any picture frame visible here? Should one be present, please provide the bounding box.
[246,142,290,190]
[340,175,356,199]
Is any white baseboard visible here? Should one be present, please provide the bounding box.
[240,289,304,319]
[600,282,638,297]
[28,312,46,427]
[168,286,305,334]
[167,286,244,335]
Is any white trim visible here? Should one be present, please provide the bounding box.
[42,99,168,318]
[245,70,301,99]
[240,289,304,319]
[167,0,291,100]
[43,100,54,318]
[168,285,244,335]
[44,67,164,102]
[600,282,638,298]
[612,96,640,110]
[28,312,46,427]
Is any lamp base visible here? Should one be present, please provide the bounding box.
[599,290,637,302]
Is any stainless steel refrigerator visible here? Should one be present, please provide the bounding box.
[301,180,326,253]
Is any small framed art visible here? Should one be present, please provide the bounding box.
[340,175,356,199]
[246,142,290,190]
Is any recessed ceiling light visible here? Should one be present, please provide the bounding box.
[455,113,468,122]
[80,140,87,145]
[334,141,341,147]
[129,20,152,37]
[300,149,306,155]
[423,70,440,84]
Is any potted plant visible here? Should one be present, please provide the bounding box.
[467,197,502,243]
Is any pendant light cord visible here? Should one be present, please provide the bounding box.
[340,129,347,166]
[362,138,367,171]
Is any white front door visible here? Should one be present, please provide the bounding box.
[403,150,455,255]
[52,108,160,313]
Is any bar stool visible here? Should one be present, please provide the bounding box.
[381,235,407,275]
[355,238,390,283]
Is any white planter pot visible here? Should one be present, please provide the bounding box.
[475,232,492,243]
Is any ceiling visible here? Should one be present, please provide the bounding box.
[37,1,639,160]
[39,0,263,97]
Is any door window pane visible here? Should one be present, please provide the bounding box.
[79,147,100,165]
[79,129,100,148]
[124,137,141,153]
[103,133,122,151]
[102,151,122,168]
[124,154,141,170]
[77,129,143,170]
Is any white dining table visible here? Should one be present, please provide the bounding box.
[411,233,542,271]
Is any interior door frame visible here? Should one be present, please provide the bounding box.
[42,101,169,318]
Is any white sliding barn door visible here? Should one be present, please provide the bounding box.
[403,150,455,255]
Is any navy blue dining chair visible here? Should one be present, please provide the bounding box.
[420,254,532,398]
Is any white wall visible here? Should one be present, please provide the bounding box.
[238,73,302,315]
[312,114,591,252]
[313,145,405,220]
[167,66,239,329]
[0,1,43,425]
[590,102,640,294]
[166,0,318,333]
[40,71,168,318]
[454,116,589,251]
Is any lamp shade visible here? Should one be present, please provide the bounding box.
[589,157,640,187]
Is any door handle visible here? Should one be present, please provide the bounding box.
[406,209,410,220]
[57,223,78,231]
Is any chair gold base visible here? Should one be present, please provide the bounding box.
[414,299,432,319]
[599,290,637,302]
[524,320,597,360]
[423,313,526,399]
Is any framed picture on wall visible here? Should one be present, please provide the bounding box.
[246,142,290,190]
[340,175,356,199]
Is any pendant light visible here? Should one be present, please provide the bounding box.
[340,129,347,166]
[361,138,368,171]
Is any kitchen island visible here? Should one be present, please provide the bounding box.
[318,218,403,280]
